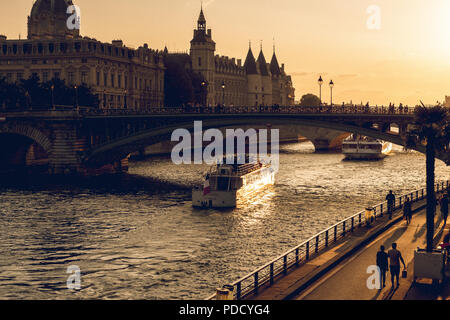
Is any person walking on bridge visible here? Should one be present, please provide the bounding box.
[376,246,388,288]
[440,192,448,226]
[386,190,396,220]
[388,243,406,289]
[403,197,412,225]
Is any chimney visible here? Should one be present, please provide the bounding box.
[112,40,123,47]
[281,63,285,71]
[237,59,242,66]
[207,29,212,37]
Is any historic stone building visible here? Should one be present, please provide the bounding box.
[189,7,295,107]
[0,0,165,109]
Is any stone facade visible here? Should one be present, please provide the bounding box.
[0,0,165,110]
[189,8,295,107]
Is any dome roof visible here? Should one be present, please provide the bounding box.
[31,0,74,17]
[28,0,79,39]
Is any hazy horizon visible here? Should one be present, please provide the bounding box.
[1,0,449,106]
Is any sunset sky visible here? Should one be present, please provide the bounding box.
[1,0,450,106]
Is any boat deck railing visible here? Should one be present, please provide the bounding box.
[206,181,449,300]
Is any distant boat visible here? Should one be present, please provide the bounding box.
[342,134,392,160]
[192,156,276,208]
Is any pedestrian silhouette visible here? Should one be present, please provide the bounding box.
[376,245,388,288]
[403,197,412,225]
[386,190,395,219]
[388,243,406,288]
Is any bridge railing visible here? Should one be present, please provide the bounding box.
[1,104,418,116]
[80,105,417,116]
[206,181,449,300]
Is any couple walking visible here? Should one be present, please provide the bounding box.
[386,190,412,224]
[376,243,406,289]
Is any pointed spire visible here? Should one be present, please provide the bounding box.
[196,2,207,32]
[257,46,269,76]
[244,45,258,75]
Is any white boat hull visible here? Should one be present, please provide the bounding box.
[192,189,237,208]
[192,170,276,209]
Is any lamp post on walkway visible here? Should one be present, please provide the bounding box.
[318,76,323,105]
[329,80,334,106]
[221,81,225,107]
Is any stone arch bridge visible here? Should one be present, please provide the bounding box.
[0,108,448,174]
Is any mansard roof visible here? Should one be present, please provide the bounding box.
[244,47,258,74]
[270,52,281,76]
[257,50,270,76]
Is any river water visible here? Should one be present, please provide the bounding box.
[0,142,448,299]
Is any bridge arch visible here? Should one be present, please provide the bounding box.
[84,116,438,164]
[0,124,52,154]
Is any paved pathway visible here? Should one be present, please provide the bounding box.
[295,207,445,300]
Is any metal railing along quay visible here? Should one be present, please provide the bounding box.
[207,181,450,300]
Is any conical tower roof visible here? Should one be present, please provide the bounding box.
[244,46,258,74]
[270,52,281,76]
[257,49,270,76]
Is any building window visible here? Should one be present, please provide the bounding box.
[81,58,88,63]
[81,72,88,84]
[68,72,75,84]
[54,72,60,79]
[125,76,128,88]
[111,74,115,88]
[118,74,122,88]
[96,72,100,86]
[198,57,202,67]
[104,73,107,87]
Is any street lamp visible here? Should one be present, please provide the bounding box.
[318,76,323,105]
[74,85,78,110]
[329,80,334,106]
[201,80,208,106]
[221,81,225,107]
[51,85,55,110]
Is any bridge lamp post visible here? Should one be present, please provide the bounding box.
[329,80,334,106]
[221,81,226,107]
[201,80,208,106]
[318,76,323,105]
[124,90,127,109]
[74,85,78,110]
[51,85,55,110]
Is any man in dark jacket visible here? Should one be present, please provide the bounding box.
[376,245,389,288]
[386,191,396,219]
[403,197,412,225]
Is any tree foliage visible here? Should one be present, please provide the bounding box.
[0,75,99,110]
[299,93,321,107]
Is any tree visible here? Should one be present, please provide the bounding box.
[300,94,321,107]
[0,76,99,110]
[406,104,449,252]
[164,55,195,107]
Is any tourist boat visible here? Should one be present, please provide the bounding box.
[192,157,276,208]
[342,134,392,160]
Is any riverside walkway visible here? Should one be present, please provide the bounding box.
[294,204,447,300]
[208,182,449,300]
